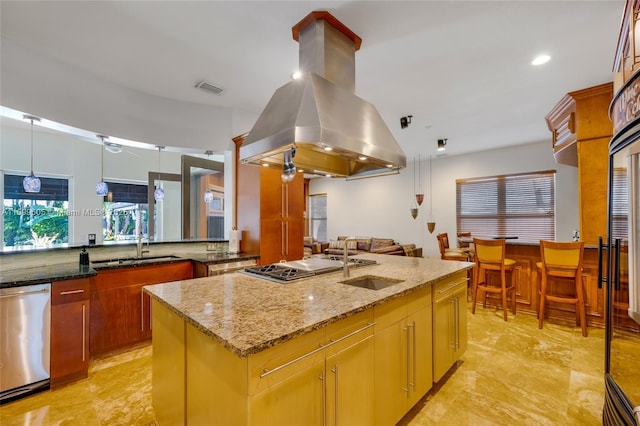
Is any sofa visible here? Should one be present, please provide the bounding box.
[303,236,329,257]
[323,236,422,257]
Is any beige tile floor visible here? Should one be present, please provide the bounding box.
[0,305,604,425]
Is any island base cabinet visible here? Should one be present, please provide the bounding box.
[151,300,186,426]
[433,273,468,383]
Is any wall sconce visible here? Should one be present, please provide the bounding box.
[400,115,412,129]
[437,138,447,151]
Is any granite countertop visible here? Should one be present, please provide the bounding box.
[0,263,97,288]
[0,252,260,288]
[144,253,473,358]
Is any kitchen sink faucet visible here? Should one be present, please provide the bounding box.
[137,231,149,259]
[344,237,356,278]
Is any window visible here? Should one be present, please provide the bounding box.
[611,167,628,239]
[3,174,69,247]
[309,194,327,242]
[456,170,556,243]
[102,182,148,242]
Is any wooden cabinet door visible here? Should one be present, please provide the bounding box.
[325,336,374,426]
[433,294,454,383]
[249,358,325,426]
[51,300,89,387]
[374,321,407,426]
[408,305,433,407]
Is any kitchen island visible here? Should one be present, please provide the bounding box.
[144,254,472,425]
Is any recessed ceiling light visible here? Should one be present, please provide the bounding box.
[324,146,333,151]
[531,54,551,66]
[262,163,269,167]
[358,155,367,161]
[291,70,302,80]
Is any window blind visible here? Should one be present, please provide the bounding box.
[611,167,628,239]
[309,194,327,242]
[456,170,556,243]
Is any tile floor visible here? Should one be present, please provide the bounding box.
[0,306,604,425]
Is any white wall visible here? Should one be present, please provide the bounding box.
[309,141,579,258]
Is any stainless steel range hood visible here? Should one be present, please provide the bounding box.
[240,11,406,179]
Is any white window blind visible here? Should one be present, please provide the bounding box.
[456,170,556,243]
[611,167,628,239]
[309,194,327,242]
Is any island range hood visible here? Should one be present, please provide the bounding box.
[239,11,406,179]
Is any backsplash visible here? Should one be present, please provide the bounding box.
[0,241,228,272]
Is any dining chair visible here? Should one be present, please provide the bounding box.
[472,238,520,321]
[537,240,587,336]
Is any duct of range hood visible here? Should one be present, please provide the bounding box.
[239,11,406,179]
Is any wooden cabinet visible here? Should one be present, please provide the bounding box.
[374,286,433,425]
[545,83,613,245]
[50,278,90,388]
[90,261,192,357]
[433,272,468,383]
[236,135,304,265]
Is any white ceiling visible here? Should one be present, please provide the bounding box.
[0,1,625,159]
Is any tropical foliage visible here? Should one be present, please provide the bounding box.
[3,200,69,246]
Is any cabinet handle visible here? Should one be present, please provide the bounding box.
[331,364,339,426]
[454,297,460,350]
[403,325,410,394]
[319,370,326,426]
[141,291,145,332]
[0,287,49,299]
[281,222,286,256]
[260,322,376,378]
[285,222,289,255]
[437,280,467,295]
[82,303,86,362]
[60,289,84,295]
[449,299,456,350]
[285,185,289,218]
[409,320,416,390]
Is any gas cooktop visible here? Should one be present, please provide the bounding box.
[242,256,377,283]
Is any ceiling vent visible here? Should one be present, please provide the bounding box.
[195,81,224,95]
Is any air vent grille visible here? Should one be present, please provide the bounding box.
[195,81,224,95]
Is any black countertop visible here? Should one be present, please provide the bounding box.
[0,252,260,289]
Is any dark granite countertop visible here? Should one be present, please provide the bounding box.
[0,252,260,288]
[0,263,97,288]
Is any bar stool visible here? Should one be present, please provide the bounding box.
[538,240,587,337]
[472,238,520,321]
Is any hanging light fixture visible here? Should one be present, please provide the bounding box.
[427,155,436,233]
[96,135,109,196]
[154,146,165,201]
[203,150,215,203]
[22,115,41,193]
[415,153,424,206]
[410,157,418,219]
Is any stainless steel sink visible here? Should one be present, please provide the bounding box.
[92,255,180,266]
[339,275,404,290]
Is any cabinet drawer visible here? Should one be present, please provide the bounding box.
[52,278,90,305]
[325,309,374,356]
[406,285,432,314]
[433,272,467,302]
[248,327,325,396]
[374,294,407,330]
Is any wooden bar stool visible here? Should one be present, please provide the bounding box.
[538,240,587,337]
[472,238,520,321]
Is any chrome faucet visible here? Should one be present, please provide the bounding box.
[137,231,149,258]
[344,237,356,278]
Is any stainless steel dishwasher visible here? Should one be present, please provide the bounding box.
[0,283,51,404]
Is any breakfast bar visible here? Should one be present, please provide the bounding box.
[144,254,472,425]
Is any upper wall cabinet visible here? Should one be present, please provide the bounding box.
[545,82,613,167]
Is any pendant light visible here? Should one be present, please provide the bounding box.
[154,146,165,201]
[415,153,424,206]
[410,157,418,219]
[427,154,436,233]
[96,135,109,196]
[203,150,215,203]
[22,115,41,193]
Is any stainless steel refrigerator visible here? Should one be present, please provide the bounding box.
[602,72,640,425]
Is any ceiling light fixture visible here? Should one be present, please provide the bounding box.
[96,135,109,196]
[104,141,123,154]
[358,155,367,161]
[400,115,412,129]
[154,146,165,201]
[203,150,215,203]
[22,115,41,193]
[281,147,297,183]
[531,54,551,66]
[437,138,447,152]
[291,70,302,80]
